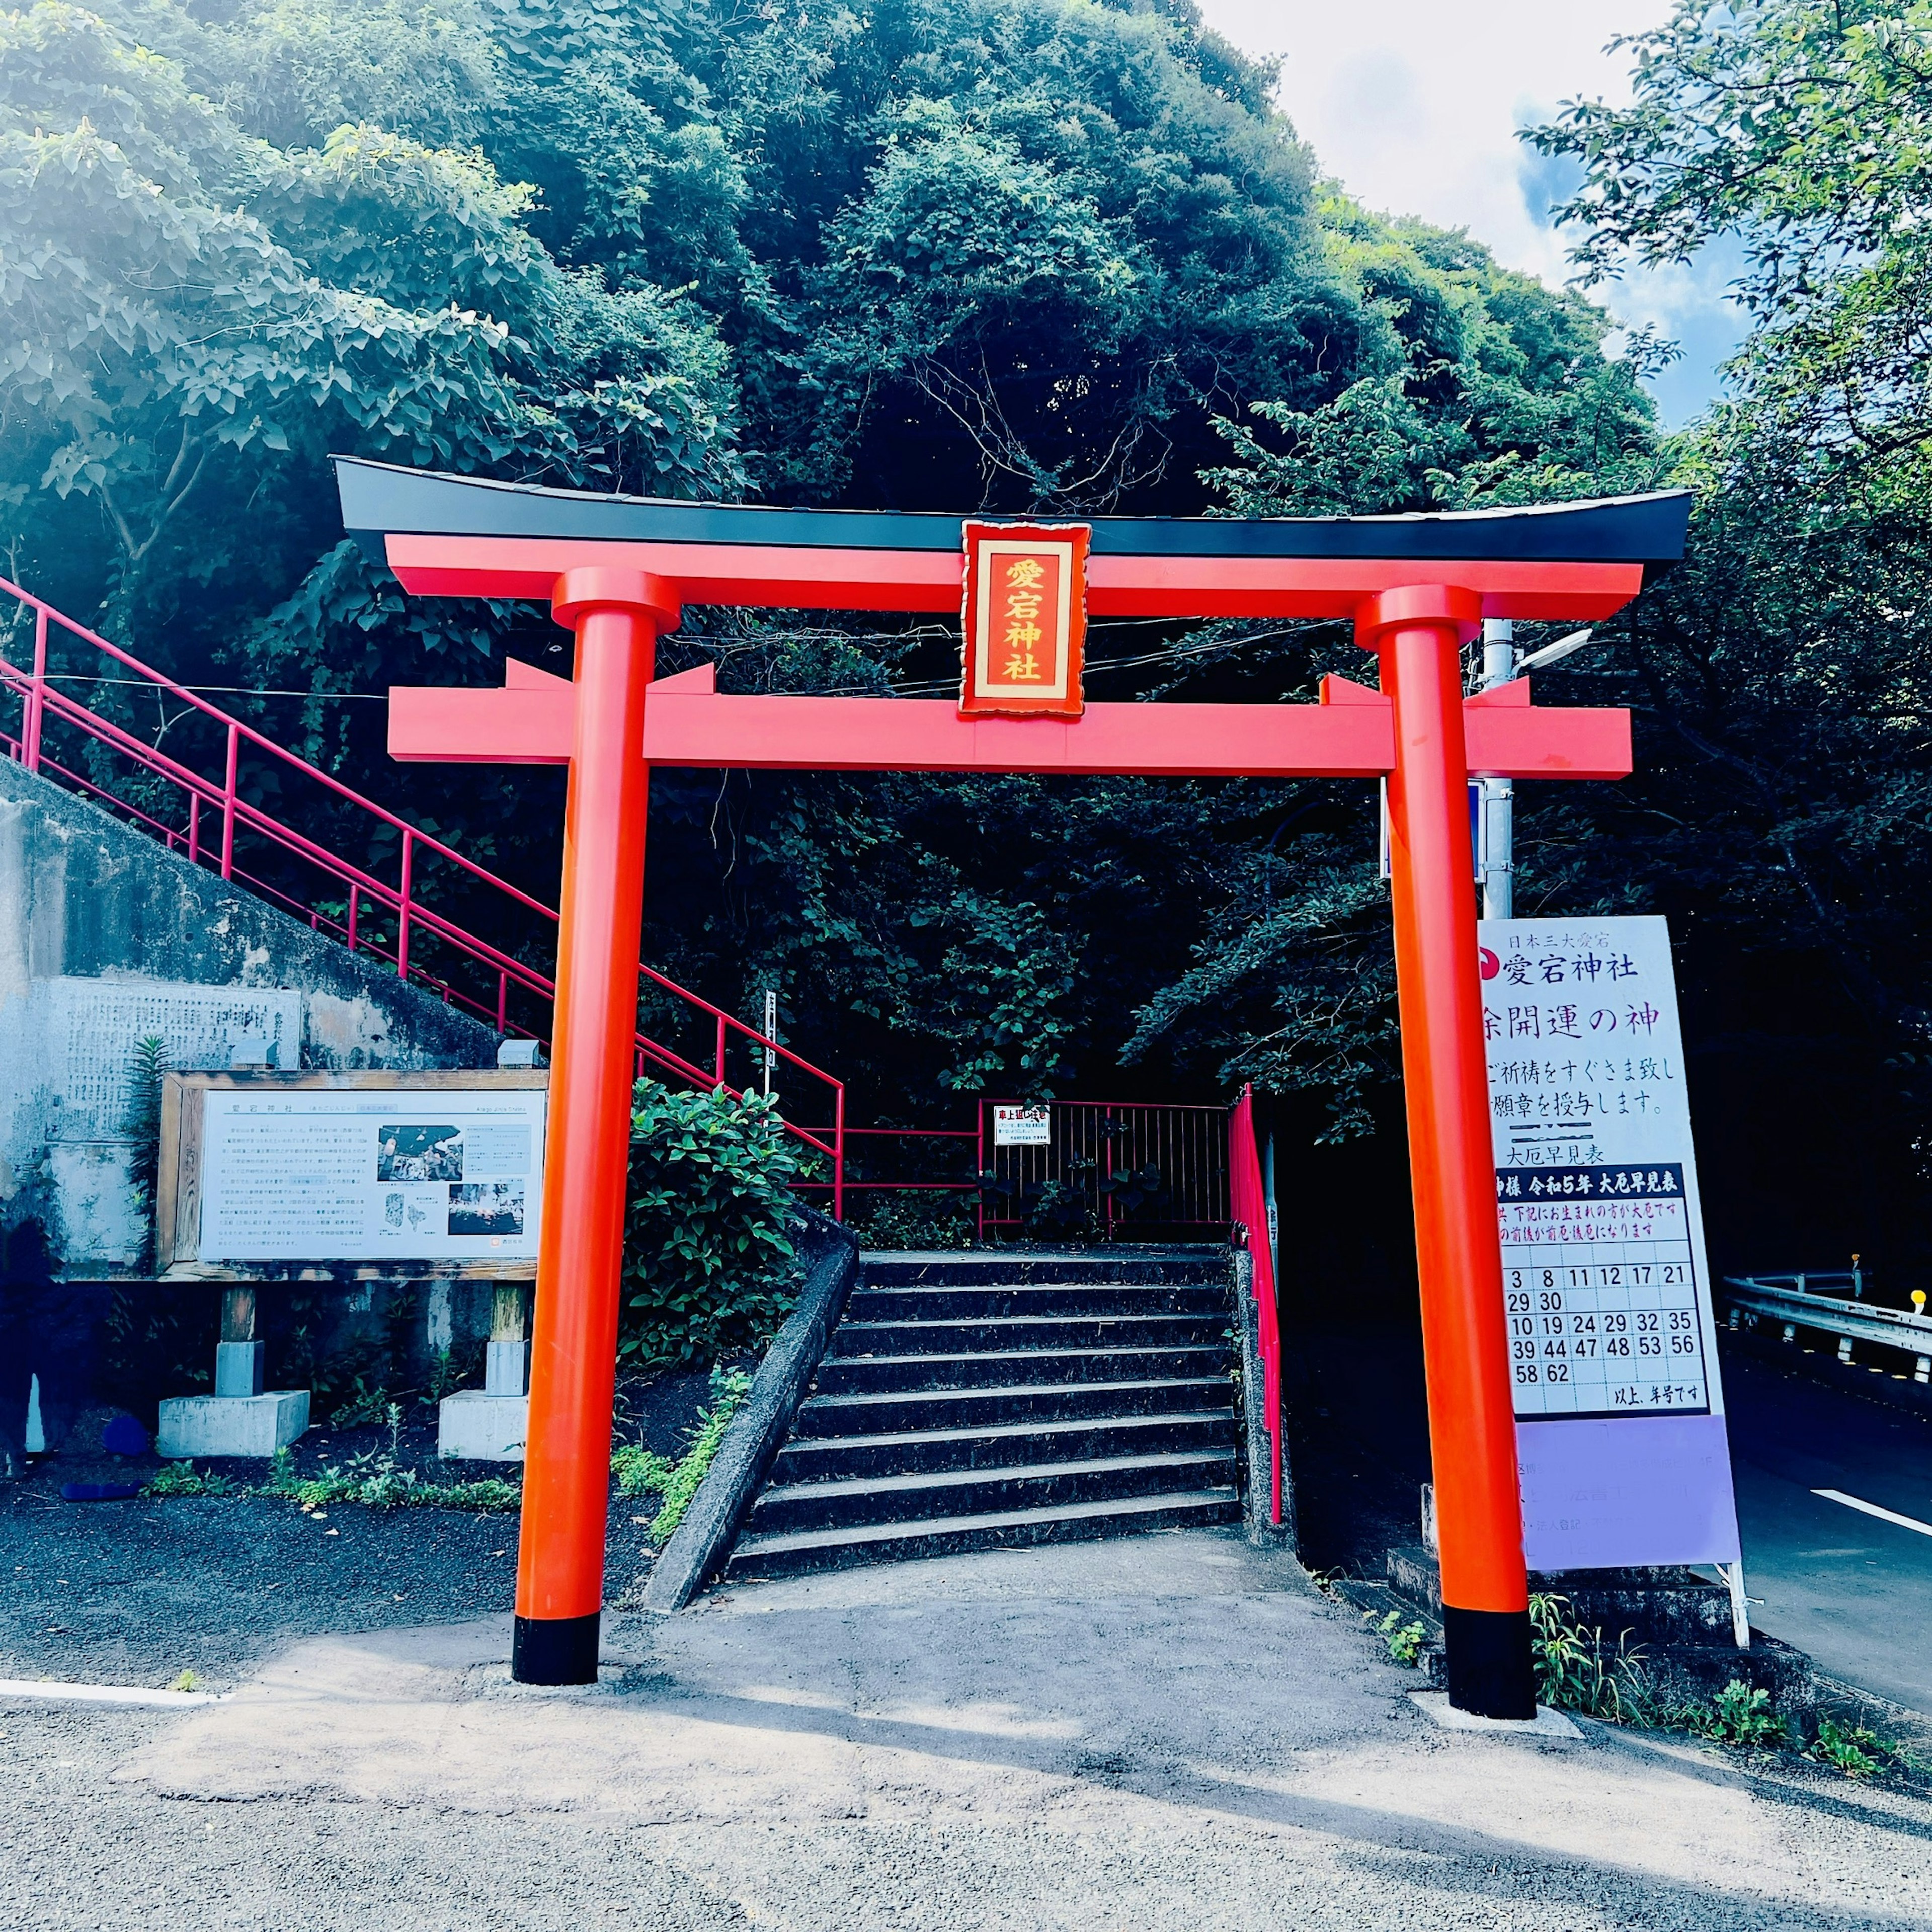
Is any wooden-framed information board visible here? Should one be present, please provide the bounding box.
[156,1071,548,1280]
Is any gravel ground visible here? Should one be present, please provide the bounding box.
[2,1529,1929,1930]
[0,1367,718,1691]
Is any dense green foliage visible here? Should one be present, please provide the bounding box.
[621,1080,799,1366]
[1513,1,1932,1273]
[11,0,1932,1275]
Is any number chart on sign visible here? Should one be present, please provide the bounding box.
[1480,915,1721,1422]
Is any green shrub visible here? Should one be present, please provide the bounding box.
[621,1081,801,1367]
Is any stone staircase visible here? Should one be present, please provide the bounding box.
[726,1249,1242,1579]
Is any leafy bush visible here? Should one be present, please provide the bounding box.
[620,1082,801,1368]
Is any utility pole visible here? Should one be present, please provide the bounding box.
[1479,619,1515,920]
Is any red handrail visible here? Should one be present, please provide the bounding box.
[0,575,845,1214]
[1229,1084,1282,1524]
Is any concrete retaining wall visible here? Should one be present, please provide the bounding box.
[0,758,496,1273]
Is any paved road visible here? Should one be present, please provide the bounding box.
[1723,1344,1932,1712]
[8,1535,1932,1931]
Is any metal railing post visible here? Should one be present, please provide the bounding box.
[715,1012,727,1087]
[219,723,238,878]
[498,971,509,1034]
[833,1085,845,1223]
[347,882,358,951]
[24,606,47,772]
[976,1102,985,1245]
[187,793,200,866]
[397,829,414,980]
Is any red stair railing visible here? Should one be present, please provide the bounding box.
[0,575,844,1217]
[1229,1084,1283,1524]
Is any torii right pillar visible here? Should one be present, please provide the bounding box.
[1368,584,1532,1718]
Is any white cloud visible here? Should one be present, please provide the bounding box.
[1198,1,1748,425]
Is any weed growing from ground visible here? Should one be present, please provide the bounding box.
[610,1366,753,1546]
[259,1442,520,1513]
[1530,1592,1655,1723]
[329,1378,396,1430]
[140,1463,240,1498]
[1681,1679,1789,1749]
[1373,1611,1427,1667]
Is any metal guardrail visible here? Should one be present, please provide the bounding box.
[1721,1274,1932,1382]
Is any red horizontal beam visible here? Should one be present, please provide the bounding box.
[383,534,1646,624]
[388,679,1631,782]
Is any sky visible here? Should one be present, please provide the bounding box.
[1196,2,1746,428]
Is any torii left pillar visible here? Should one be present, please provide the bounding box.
[512,568,677,1685]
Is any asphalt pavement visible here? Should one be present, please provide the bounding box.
[1722,1343,1932,1712]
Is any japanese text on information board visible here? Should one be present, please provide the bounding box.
[198,1085,548,1262]
[1480,916,1720,1422]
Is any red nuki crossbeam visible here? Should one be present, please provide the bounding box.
[389,661,1632,782]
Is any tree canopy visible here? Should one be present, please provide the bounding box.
[8,0,1929,1273]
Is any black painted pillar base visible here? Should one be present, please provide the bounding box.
[1442,1605,1536,1719]
[513,1612,601,1686]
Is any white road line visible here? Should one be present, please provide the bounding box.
[0,1678,221,1707]
[1813,1489,1932,1539]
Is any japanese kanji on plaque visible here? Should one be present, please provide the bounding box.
[1481,914,1743,1573]
[958,520,1088,718]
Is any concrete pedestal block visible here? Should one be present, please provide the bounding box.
[485,1338,528,1398]
[214,1340,265,1397]
[156,1390,310,1459]
[438,1391,528,1461]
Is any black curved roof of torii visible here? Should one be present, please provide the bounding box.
[334,456,1692,569]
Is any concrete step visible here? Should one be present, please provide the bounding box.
[858,1249,1229,1287]
[829,1313,1231,1357]
[847,1283,1230,1321]
[746,1448,1241,1535]
[812,1344,1230,1396]
[789,1376,1237,1438]
[726,1488,1243,1579]
[770,1409,1237,1484]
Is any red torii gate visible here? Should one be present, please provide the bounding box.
[335,458,1687,1717]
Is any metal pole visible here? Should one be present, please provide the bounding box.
[1366,584,1534,1721]
[25,606,47,772]
[833,1085,846,1224]
[763,989,777,1097]
[1261,1126,1279,1287]
[397,830,414,980]
[1480,618,1515,921]
[514,566,672,1687]
[219,723,238,879]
